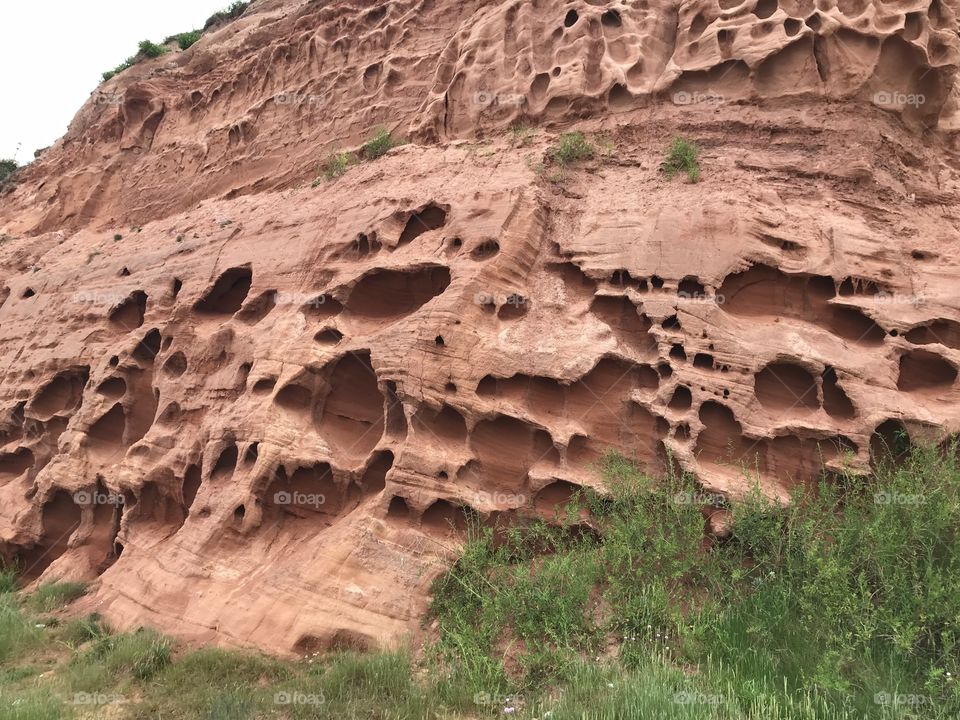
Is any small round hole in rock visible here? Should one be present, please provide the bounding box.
[601,9,622,27]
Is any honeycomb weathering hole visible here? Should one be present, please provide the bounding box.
[905,320,960,350]
[754,362,819,413]
[212,444,239,480]
[163,351,188,377]
[317,351,385,458]
[87,404,126,458]
[346,266,451,320]
[897,350,958,393]
[268,462,339,517]
[871,419,910,468]
[590,295,656,355]
[183,464,202,509]
[30,367,89,419]
[719,264,885,345]
[0,447,34,482]
[360,450,394,495]
[387,495,411,519]
[822,367,855,419]
[17,490,82,580]
[398,204,449,245]
[194,267,253,314]
[109,291,147,329]
[421,499,467,536]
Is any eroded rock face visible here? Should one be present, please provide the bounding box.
[0,0,959,654]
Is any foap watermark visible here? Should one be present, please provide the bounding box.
[874,692,930,708]
[474,91,526,108]
[873,91,926,109]
[274,291,329,308]
[871,291,926,308]
[73,692,127,706]
[874,491,926,506]
[473,691,525,711]
[677,290,725,304]
[274,691,325,706]
[74,490,124,506]
[473,491,527,506]
[72,290,129,306]
[474,291,527,308]
[673,691,724,706]
[274,92,323,107]
[94,92,124,106]
[672,490,726,506]
[672,91,725,107]
[273,491,326,509]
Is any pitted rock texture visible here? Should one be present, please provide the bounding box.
[1,0,959,654]
[2,0,958,234]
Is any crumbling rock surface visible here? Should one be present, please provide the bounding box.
[0,0,959,654]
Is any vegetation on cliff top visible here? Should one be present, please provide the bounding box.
[101,2,250,82]
[0,159,18,183]
[1,445,958,718]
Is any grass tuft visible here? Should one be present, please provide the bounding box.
[550,131,595,165]
[25,582,87,613]
[661,137,701,182]
[320,151,354,182]
[361,127,404,161]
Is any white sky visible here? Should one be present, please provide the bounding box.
[0,1,235,162]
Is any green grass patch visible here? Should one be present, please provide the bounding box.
[0,567,17,594]
[361,127,404,161]
[0,448,958,718]
[319,151,354,183]
[0,596,42,663]
[550,131,595,165]
[429,446,960,717]
[25,582,86,614]
[661,137,701,182]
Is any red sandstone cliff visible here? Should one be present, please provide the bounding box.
[0,0,958,654]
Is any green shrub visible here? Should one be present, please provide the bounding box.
[102,56,135,82]
[550,131,594,165]
[362,127,403,160]
[204,1,250,31]
[0,159,17,183]
[661,137,701,182]
[137,39,169,59]
[174,30,203,50]
[320,151,353,182]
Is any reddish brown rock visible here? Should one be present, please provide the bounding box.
[0,0,958,655]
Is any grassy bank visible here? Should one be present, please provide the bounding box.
[2,446,959,718]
